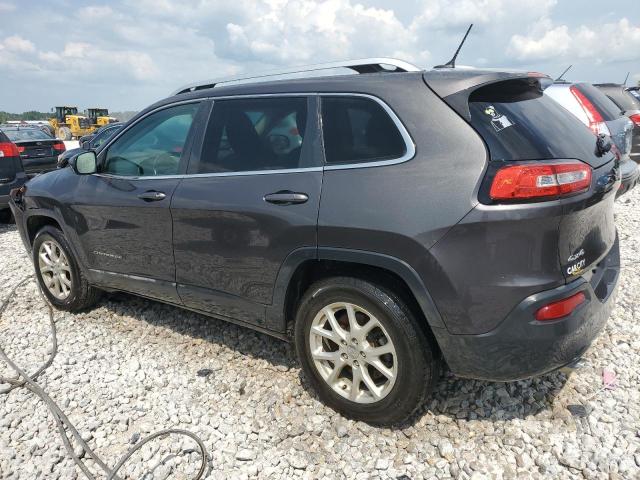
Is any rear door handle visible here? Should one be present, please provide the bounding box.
[137,191,166,202]
[263,191,309,205]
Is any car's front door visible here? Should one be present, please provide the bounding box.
[171,96,323,328]
[72,101,203,302]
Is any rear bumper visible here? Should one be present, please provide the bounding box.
[0,174,27,209]
[434,235,620,381]
[617,159,639,198]
[23,157,58,176]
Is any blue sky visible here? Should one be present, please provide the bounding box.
[0,0,638,112]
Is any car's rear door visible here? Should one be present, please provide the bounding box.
[171,96,323,329]
[72,101,204,302]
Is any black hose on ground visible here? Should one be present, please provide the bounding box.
[0,276,210,479]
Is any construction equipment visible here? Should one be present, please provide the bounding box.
[48,106,94,140]
[85,108,118,128]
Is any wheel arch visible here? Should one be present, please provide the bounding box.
[266,247,445,336]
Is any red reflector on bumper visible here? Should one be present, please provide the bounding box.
[535,292,586,321]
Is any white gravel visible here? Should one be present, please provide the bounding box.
[1,188,640,479]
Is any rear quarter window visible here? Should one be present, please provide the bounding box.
[468,79,601,162]
[321,96,406,165]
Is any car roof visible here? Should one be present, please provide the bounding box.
[157,66,541,107]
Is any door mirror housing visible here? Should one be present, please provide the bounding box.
[72,151,97,175]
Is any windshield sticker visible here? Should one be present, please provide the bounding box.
[484,105,514,132]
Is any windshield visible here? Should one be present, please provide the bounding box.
[3,128,52,142]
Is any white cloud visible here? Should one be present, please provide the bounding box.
[218,0,427,65]
[2,35,35,53]
[509,18,640,63]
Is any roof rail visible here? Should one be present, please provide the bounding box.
[171,57,422,96]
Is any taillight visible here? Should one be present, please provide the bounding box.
[53,142,66,152]
[490,162,592,201]
[629,113,640,127]
[17,146,25,154]
[0,142,20,158]
[535,292,586,321]
[569,85,610,136]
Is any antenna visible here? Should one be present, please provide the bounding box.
[623,72,629,86]
[434,24,473,69]
[555,64,572,82]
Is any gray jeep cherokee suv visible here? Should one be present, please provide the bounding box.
[10,59,621,425]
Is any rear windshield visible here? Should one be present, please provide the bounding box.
[603,89,640,112]
[3,128,52,142]
[575,84,622,120]
[469,79,601,162]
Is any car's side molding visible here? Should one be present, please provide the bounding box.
[266,246,446,333]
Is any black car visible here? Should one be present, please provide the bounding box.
[595,83,640,163]
[58,122,125,166]
[77,122,124,146]
[0,130,27,222]
[9,59,621,424]
[0,125,66,176]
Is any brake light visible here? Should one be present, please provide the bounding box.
[0,142,19,158]
[569,85,610,136]
[535,292,586,321]
[17,146,25,154]
[490,162,592,201]
[629,113,640,127]
[53,142,66,152]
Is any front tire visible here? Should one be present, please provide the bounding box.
[294,277,439,425]
[33,226,100,311]
[56,126,71,141]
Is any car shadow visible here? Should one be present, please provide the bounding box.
[98,292,570,429]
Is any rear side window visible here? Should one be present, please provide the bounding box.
[321,96,406,165]
[574,84,621,120]
[468,79,602,162]
[195,97,309,173]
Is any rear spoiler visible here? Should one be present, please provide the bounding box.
[423,68,552,121]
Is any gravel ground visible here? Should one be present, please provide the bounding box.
[1,188,639,479]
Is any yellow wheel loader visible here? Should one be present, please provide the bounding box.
[48,106,94,140]
[86,108,118,128]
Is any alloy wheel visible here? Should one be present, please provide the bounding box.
[38,240,72,300]
[309,302,397,403]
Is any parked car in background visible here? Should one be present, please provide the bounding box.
[545,81,638,196]
[58,122,125,167]
[0,125,66,176]
[10,59,622,424]
[595,83,640,163]
[627,86,640,101]
[0,130,28,222]
[77,122,124,147]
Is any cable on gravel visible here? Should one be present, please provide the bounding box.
[0,275,210,479]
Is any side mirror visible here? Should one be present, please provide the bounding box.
[72,151,97,175]
[81,140,91,150]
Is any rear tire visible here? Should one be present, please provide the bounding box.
[32,226,100,311]
[294,276,439,425]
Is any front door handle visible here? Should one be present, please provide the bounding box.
[138,191,166,202]
[263,191,309,205]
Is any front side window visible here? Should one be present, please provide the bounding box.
[195,97,308,173]
[321,96,406,165]
[103,103,199,176]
